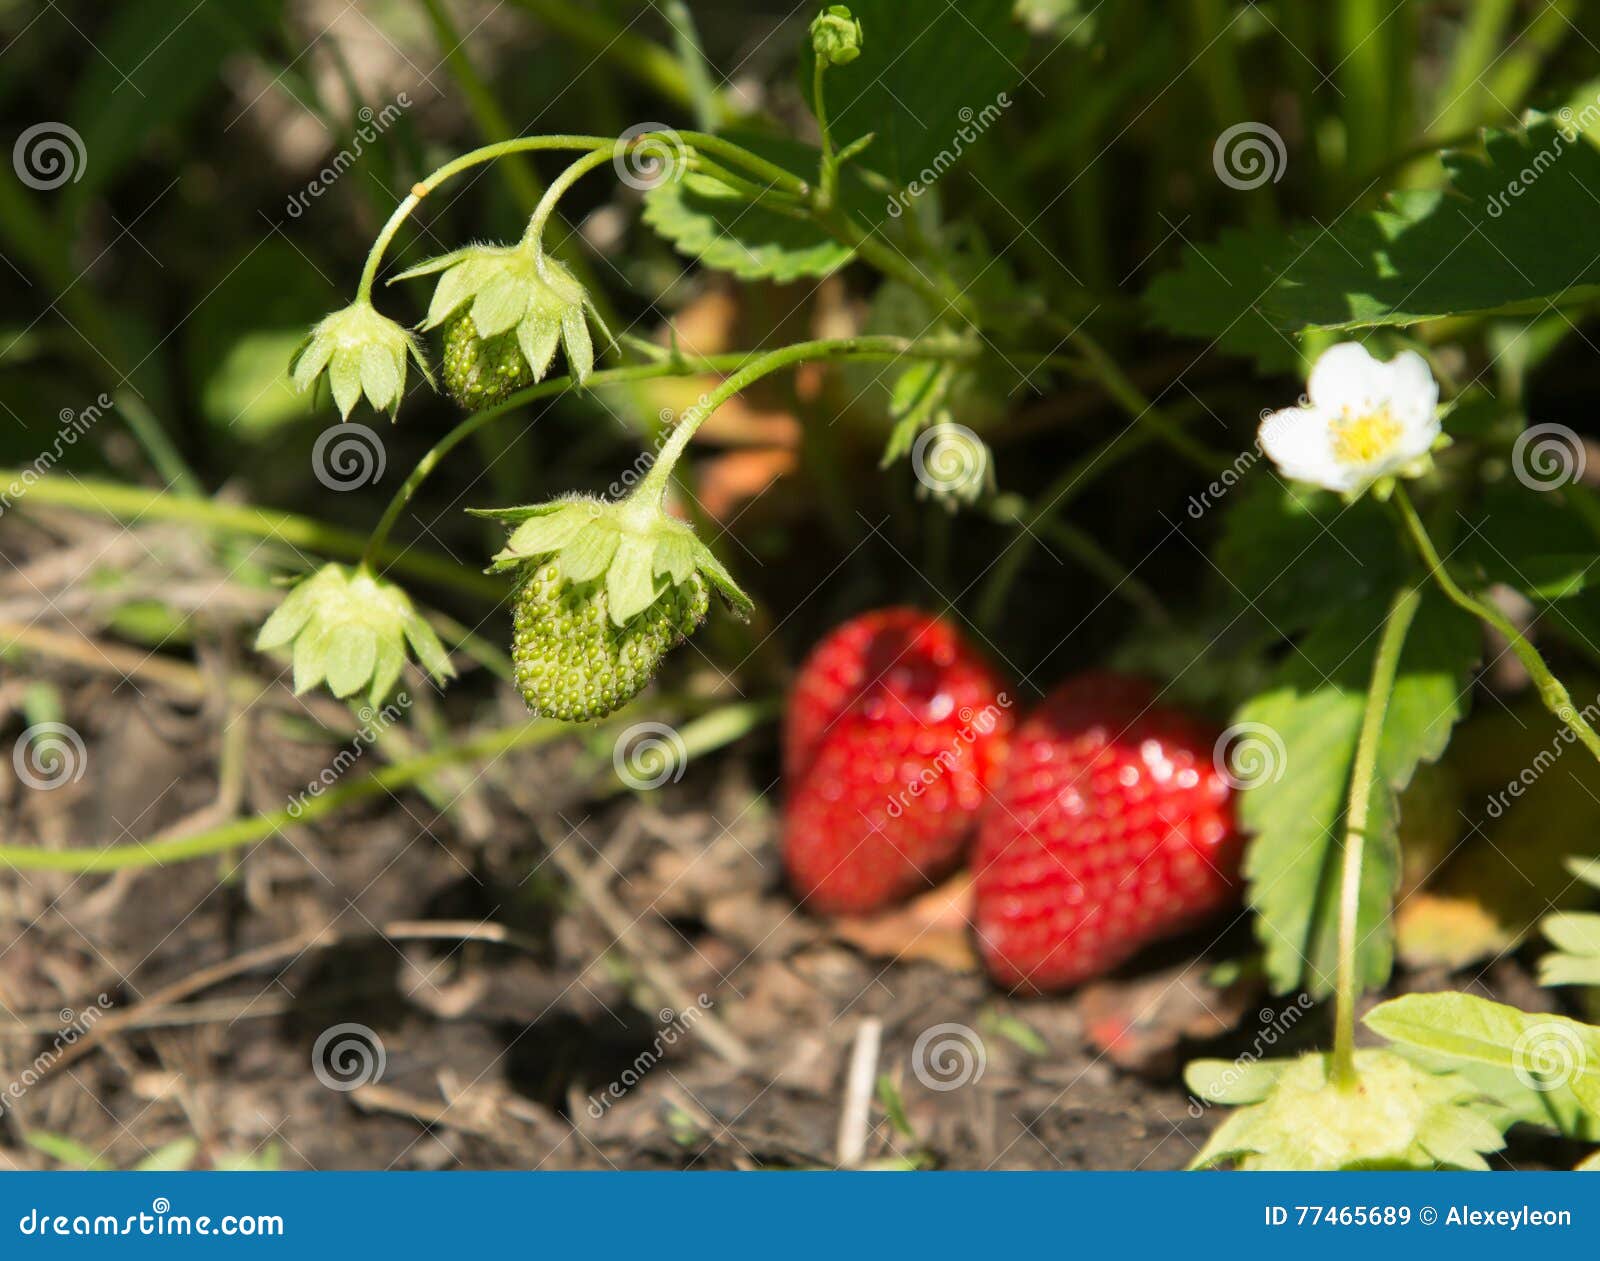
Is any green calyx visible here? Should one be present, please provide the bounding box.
[255,563,455,704]
[811,4,863,64]
[289,301,431,420]
[474,493,753,722]
[393,243,606,407]
[1186,1049,1505,1171]
[475,494,752,624]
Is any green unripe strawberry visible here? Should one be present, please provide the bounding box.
[394,242,604,412]
[512,560,709,721]
[442,314,533,410]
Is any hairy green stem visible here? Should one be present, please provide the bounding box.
[630,336,970,507]
[813,56,839,208]
[0,720,561,872]
[1331,582,1420,1087]
[1,471,499,601]
[356,131,805,301]
[525,147,617,255]
[365,338,974,565]
[1396,486,1600,763]
[356,135,612,300]
[0,700,773,873]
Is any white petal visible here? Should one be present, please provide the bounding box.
[1258,406,1359,493]
[1377,349,1439,427]
[1306,342,1386,415]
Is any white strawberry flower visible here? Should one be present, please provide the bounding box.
[1258,342,1441,498]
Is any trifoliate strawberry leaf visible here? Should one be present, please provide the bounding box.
[1366,992,1600,1119]
[1148,117,1600,367]
[1188,1049,1506,1171]
[1240,587,1479,996]
[642,138,875,282]
[799,0,1025,195]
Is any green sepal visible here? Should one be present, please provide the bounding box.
[1187,1049,1506,1172]
[606,532,663,625]
[558,524,621,584]
[690,538,754,619]
[288,301,428,421]
[254,563,455,706]
[393,243,602,404]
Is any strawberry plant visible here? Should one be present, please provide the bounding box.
[10,0,1600,1173]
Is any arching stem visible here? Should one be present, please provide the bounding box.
[1395,486,1600,763]
[364,336,975,567]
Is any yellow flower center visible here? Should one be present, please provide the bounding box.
[1329,405,1402,466]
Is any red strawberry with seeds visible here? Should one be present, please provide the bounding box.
[973,672,1240,993]
[784,607,988,781]
[783,609,1011,914]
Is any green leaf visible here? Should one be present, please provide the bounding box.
[799,0,1026,194]
[1366,993,1600,1117]
[1189,1049,1505,1171]
[642,138,866,282]
[1241,589,1479,996]
[1148,117,1600,366]
[1540,911,1600,987]
[1215,478,1407,635]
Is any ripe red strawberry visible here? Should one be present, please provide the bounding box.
[783,609,1011,914]
[973,673,1240,993]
